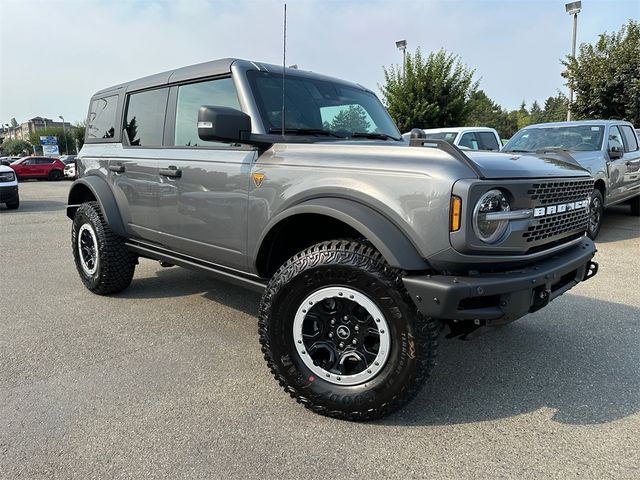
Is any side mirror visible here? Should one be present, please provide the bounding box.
[197,106,251,143]
[609,144,624,160]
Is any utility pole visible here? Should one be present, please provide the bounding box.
[59,116,69,154]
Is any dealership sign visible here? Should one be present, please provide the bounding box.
[40,136,58,145]
[43,145,60,156]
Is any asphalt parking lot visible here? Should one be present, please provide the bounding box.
[1,180,639,479]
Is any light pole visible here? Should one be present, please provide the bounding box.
[59,115,69,154]
[395,40,407,79]
[565,1,581,121]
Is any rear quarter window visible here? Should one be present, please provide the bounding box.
[87,94,119,141]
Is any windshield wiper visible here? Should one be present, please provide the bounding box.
[504,149,531,153]
[268,128,345,138]
[350,132,401,141]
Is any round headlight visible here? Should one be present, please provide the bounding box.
[473,189,510,243]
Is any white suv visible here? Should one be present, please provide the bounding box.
[403,127,502,151]
[0,164,19,209]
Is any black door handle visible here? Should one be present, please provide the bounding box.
[109,164,125,173]
[160,167,182,178]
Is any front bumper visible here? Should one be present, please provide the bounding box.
[403,237,597,323]
[0,185,18,204]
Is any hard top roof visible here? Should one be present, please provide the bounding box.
[92,58,371,97]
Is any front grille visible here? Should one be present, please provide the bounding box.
[527,179,593,205]
[523,178,593,244]
[523,208,590,242]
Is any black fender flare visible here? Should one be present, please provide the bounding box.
[66,176,126,236]
[257,197,429,271]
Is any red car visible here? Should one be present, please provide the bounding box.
[10,156,66,181]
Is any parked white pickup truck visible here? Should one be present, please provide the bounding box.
[402,127,502,151]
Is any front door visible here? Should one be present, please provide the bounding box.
[155,77,253,270]
[606,125,628,203]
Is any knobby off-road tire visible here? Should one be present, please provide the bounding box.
[72,202,136,295]
[258,240,440,421]
[587,189,604,240]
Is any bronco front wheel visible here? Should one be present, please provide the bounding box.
[258,240,440,421]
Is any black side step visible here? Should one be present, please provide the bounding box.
[126,241,267,293]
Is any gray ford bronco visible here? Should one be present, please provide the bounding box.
[68,59,598,420]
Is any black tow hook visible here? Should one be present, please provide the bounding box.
[583,261,598,281]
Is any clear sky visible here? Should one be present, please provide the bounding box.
[0,0,638,125]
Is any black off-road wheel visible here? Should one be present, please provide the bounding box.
[587,189,604,240]
[48,169,63,181]
[258,240,440,421]
[630,195,640,216]
[72,202,136,295]
[6,194,19,210]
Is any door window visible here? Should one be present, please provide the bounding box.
[477,131,500,151]
[459,132,479,150]
[609,126,624,152]
[124,88,169,147]
[174,78,240,147]
[620,125,639,152]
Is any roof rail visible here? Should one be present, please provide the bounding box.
[407,129,483,178]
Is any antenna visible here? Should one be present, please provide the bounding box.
[281,3,287,136]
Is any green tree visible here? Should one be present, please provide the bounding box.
[0,139,33,155]
[563,19,640,125]
[541,93,568,122]
[464,90,517,138]
[529,101,543,124]
[72,122,86,152]
[324,105,371,132]
[380,48,478,132]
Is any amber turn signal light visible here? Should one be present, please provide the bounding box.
[450,196,462,232]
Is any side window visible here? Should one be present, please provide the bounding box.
[174,78,240,147]
[125,88,169,147]
[609,126,624,152]
[620,125,639,152]
[459,132,479,150]
[477,131,500,151]
[87,95,118,140]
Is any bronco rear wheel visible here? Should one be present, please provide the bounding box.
[72,201,136,294]
[258,240,440,421]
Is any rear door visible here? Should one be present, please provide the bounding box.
[156,76,253,270]
[110,88,169,242]
[619,125,640,199]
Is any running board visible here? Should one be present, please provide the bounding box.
[125,241,267,293]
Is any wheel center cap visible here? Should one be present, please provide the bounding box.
[336,325,351,340]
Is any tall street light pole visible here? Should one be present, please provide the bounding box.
[59,115,69,154]
[565,1,581,122]
[396,40,407,80]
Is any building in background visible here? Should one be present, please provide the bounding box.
[2,117,72,141]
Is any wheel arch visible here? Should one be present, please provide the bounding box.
[67,176,126,236]
[254,197,429,278]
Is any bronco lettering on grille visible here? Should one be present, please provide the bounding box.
[533,199,589,218]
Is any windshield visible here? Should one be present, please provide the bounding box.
[504,125,604,152]
[247,71,401,140]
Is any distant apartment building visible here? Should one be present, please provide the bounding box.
[2,117,72,141]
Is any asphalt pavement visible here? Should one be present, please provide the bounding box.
[1,181,639,479]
